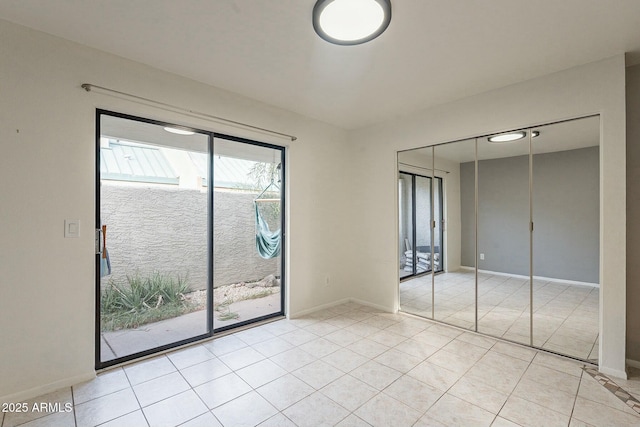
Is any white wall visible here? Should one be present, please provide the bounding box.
[349,56,627,378]
[626,64,640,363]
[0,19,353,401]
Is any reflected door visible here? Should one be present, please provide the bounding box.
[398,169,434,318]
[398,172,433,279]
[399,172,414,279]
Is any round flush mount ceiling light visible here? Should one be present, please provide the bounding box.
[313,0,392,45]
[164,126,195,136]
[487,130,541,143]
[487,131,527,143]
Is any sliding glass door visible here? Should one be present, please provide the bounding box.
[399,173,414,279]
[97,112,212,367]
[212,136,284,331]
[398,172,443,280]
[96,111,285,368]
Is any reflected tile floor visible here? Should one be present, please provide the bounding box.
[400,270,599,361]
[3,302,638,427]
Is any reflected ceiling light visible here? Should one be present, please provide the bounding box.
[164,126,195,136]
[313,0,392,45]
[487,131,527,143]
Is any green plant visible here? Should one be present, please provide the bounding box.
[214,300,239,321]
[244,289,275,300]
[100,272,193,331]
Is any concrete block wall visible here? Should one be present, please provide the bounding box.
[100,184,279,290]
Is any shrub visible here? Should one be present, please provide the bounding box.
[101,272,193,331]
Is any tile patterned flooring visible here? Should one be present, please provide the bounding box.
[400,270,599,361]
[3,301,638,427]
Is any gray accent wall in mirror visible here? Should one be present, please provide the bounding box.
[476,131,531,347]
[397,115,600,364]
[531,118,600,362]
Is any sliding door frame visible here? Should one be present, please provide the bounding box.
[398,171,444,281]
[95,109,286,369]
[211,134,286,334]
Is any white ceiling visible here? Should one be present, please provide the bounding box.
[2,1,640,130]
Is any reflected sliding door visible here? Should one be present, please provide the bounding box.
[398,172,443,281]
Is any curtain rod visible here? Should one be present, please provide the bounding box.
[81,83,297,142]
[398,162,450,174]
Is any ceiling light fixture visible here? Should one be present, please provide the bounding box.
[487,131,527,143]
[531,130,540,138]
[313,0,392,46]
[164,127,195,136]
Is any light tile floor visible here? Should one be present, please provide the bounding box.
[3,301,637,427]
[400,270,599,362]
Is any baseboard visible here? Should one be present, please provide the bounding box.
[289,297,394,318]
[349,298,393,313]
[599,365,628,380]
[459,266,598,288]
[626,358,640,370]
[0,371,95,404]
[289,298,352,318]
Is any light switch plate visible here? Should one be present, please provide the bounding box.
[65,219,80,238]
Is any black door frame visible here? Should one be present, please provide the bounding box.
[95,109,286,369]
[398,171,444,281]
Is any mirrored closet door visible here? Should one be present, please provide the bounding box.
[476,130,531,347]
[531,117,600,361]
[398,116,600,363]
[432,139,476,330]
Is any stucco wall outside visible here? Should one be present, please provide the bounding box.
[100,183,279,290]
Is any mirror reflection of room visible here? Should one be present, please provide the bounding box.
[398,115,600,363]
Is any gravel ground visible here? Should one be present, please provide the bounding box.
[185,278,280,310]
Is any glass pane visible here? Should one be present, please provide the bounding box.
[213,137,283,329]
[531,117,600,362]
[99,114,210,365]
[433,139,476,329]
[476,132,530,346]
[433,178,444,274]
[415,175,432,275]
[399,173,414,279]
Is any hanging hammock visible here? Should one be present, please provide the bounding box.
[255,202,281,259]
[254,170,282,259]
